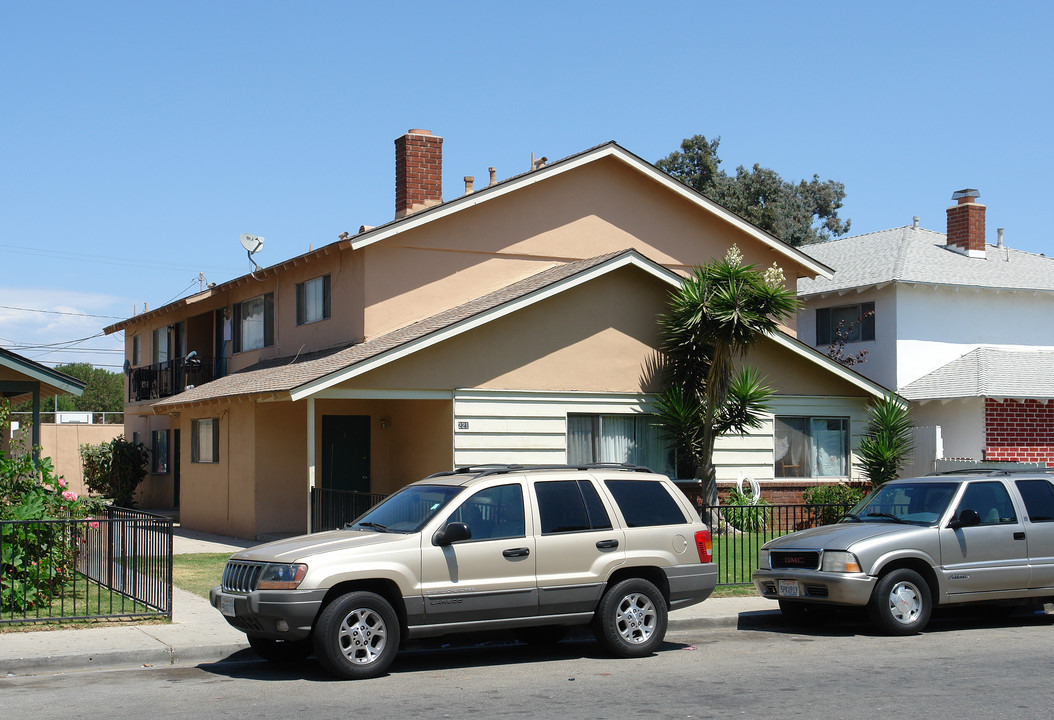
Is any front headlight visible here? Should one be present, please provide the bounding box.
[758,549,770,569]
[821,551,862,573]
[257,563,308,590]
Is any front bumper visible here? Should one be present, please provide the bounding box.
[752,569,876,606]
[209,586,328,641]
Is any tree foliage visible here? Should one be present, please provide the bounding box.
[657,134,851,246]
[10,362,124,422]
[80,436,149,507]
[654,246,800,502]
[857,396,915,487]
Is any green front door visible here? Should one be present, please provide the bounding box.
[321,415,371,493]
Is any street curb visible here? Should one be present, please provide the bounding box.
[669,610,783,633]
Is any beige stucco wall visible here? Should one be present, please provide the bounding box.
[13,423,124,497]
[361,156,802,340]
[254,400,308,535]
[745,336,874,398]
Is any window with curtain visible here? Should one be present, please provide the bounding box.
[151,430,169,474]
[567,414,674,476]
[296,275,331,325]
[774,416,849,478]
[191,418,219,463]
[152,327,169,365]
[233,293,274,353]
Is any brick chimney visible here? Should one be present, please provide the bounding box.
[946,189,986,258]
[395,129,443,219]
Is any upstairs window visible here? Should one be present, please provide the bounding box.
[816,302,875,345]
[296,275,331,325]
[233,293,274,353]
[152,327,169,365]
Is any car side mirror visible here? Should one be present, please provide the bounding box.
[433,521,472,546]
[949,508,981,529]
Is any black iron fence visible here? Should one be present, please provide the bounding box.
[311,487,389,533]
[700,502,854,585]
[129,356,214,402]
[0,506,173,624]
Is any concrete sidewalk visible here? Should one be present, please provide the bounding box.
[0,529,781,678]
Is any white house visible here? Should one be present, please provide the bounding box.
[797,190,1054,467]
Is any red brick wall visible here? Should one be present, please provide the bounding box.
[985,398,1054,466]
[946,200,985,253]
[678,479,869,507]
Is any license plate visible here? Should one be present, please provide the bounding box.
[777,579,800,597]
[220,595,236,617]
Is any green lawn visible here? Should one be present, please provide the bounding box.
[711,530,785,586]
[172,552,229,599]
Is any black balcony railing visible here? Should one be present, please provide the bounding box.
[311,488,390,533]
[129,356,214,402]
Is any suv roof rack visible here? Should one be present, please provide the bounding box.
[425,463,655,480]
[925,467,1054,477]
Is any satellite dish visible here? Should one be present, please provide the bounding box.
[240,234,265,254]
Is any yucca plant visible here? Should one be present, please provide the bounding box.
[857,395,914,487]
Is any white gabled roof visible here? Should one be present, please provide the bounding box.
[798,225,1054,298]
[900,347,1054,401]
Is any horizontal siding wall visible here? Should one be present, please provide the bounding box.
[453,390,653,467]
[454,389,873,484]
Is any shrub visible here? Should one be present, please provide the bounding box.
[1,400,103,613]
[722,483,770,532]
[802,483,866,525]
[80,436,150,507]
[857,395,914,487]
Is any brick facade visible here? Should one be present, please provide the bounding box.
[984,398,1054,466]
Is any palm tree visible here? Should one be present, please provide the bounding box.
[655,246,800,506]
[857,395,914,487]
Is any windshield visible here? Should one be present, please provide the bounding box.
[349,484,463,533]
[845,482,959,526]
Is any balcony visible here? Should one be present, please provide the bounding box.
[129,356,215,402]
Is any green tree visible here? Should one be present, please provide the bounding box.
[857,396,915,487]
[80,436,149,507]
[10,362,124,423]
[654,246,800,506]
[657,134,851,246]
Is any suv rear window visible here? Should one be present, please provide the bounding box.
[604,479,687,527]
[536,480,612,534]
[1016,479,1054,522]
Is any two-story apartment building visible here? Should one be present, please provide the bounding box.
[106,131,888,539]
[798,190,1054,467]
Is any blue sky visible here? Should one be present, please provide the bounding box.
[2,1,1051,370]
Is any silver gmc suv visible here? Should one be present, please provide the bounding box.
[754,471,1054,634]
[210,464,717,679]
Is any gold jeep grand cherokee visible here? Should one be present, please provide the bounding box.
[211,464,717,679]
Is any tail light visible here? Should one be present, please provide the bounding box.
[695,530,713,563]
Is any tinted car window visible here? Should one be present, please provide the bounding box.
[1015,479,1054,522]
[604,479,687,527]
[536,480,611,533]
[955,481,1017,525]
[447,484,525,540]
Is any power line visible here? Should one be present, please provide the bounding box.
[0,242,242,274]
[0,304,124,319]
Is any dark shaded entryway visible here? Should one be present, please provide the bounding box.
[321,415,371,493]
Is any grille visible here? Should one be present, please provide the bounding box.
[769,550,821,571]
[222,561,264,593]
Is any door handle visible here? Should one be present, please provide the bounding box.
[596,539,620,549]
[1014,531,1026,540]
[503,547,530,558]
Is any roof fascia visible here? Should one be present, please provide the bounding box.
[0,350,85,396]
[289,252,682,401]
[349,144,834,279]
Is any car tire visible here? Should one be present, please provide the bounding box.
[513,625,569,647]
[868,568,931,635]
[313,591,401,679]
[593,578,668,658]
[247,635,313,663]
[777,600,828,626]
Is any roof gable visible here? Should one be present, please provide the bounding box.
[0,348,85,398]
[901,347,1054,401]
